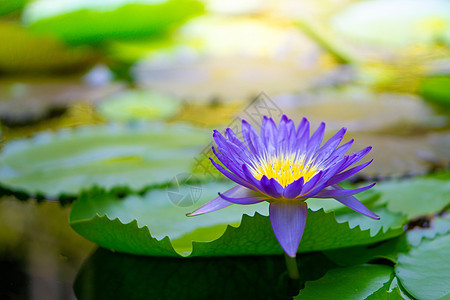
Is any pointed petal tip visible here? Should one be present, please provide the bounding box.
[186,210,201,217]
[285,251,297,258]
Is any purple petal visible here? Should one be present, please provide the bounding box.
[334,195,380,220]
[186,185,243,216]
[295,117,310,154]
[218,189,267,205]
[296,117,309,137]
[299,170,323,196]
[225,128,247,150]
[277,115,295,152]
[212,146,247,179]
[341,146,372,170]
[209,158,256,191]
[269,201,308,257]
[283,177,304,199]
[261,116,278,151]
[327,160,373,186]
[314,128,347,163]
[213,131,252,165]
[332,139,354,158]
[308,122,326,152]
[260,175,284,198]
[241,120,264,155]
[312,183,376,198]
[241,164,267,193]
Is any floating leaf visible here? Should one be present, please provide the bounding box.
[296,265,394,299]
[331,0,450,47]
[336,207,407,236]
[0,0,27,16]
[0,77,123,125]
[323,235,409,267]
[69,185,404,257]
[348,132,450,178]
[282,89,442,134]
[366,277,411,300]
[135,56,346,102]
[420,76,450,107]
[396,233,450,300]
[374,176,450,218]
[74,248,336,300]
[97,90,181,122]
[0,22,97,74]
[0,123,209,198]
[23,0,204,44]
[406,214,450,247]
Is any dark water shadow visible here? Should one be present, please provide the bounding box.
[74,248,336,300]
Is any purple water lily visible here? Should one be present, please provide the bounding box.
[188,115,379,257]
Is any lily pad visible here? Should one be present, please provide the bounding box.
[396,233,450,300]
[419,76,450,107]
[23,0,204,44]
[0,0,27,16]
[0,77,124,125]
[323,235,409,267]
[97,90,181,122]
[0,123,209,198]
[374,176,450,218]
[348,132,450,178]
[280,89,443,134]
[69,185,405,257]
[135,56,344,102]
[296,265,394,299]
[0,22,97,74]
[366,277,411,300]
[331,0,450,48]
[407,214,450,247]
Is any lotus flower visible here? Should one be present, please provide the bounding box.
[188,115,379,257]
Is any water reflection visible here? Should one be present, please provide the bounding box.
[74,248,336,300]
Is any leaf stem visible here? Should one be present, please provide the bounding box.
[284,254,300,280]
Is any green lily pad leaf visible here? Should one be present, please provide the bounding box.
[0,22,97,74]
[23,0,204,44]
[374,176,450,219]
[0,77,123,125]
[336,207,407,236]
[366,277,411,300]
[407,214,450,247]
[420,76,450,108]
[74,248,336,300]
[296,265,394,299]
[0,123,209,198]
[70,185,404,257]
[331,0,450,48]
[324,235,409,267]
[0,0,27,16]
[97,90,181,122]
[396,233,450,300]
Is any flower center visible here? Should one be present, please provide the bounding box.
[250,153,318,187]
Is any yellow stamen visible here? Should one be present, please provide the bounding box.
[250,153,318,187]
